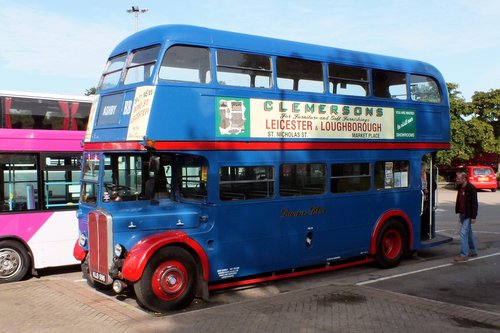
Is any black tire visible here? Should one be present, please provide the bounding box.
[0,240,30,283]
[374,220,406,269]
[134,247,197,313]
[80,254,109,291]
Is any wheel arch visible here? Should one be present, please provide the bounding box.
[121,231,209,287]
[369,209,413,256]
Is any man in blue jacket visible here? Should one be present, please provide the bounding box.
[454,171,479,262]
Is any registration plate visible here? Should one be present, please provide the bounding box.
[478,177,488,182]
[91,271,108,283]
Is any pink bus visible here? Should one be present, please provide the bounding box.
[0,90,93,282]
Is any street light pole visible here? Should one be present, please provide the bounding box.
[127,6,149,31]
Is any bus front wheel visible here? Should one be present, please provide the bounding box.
[0,240,30,283]
[134,247,197,313]
[375,220,406,269]
[80,254,108,290]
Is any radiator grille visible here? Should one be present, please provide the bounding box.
[88,211,113,285]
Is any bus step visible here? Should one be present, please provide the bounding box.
[419,234,453,249]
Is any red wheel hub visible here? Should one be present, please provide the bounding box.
[151,260,188,300]
[382,229,402,260]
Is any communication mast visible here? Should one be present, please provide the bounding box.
[127,6,149,31]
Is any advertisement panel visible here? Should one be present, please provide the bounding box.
[216,97,416,140]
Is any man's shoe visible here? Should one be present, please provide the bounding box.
[468,252,478,257]
[454,255,467,262]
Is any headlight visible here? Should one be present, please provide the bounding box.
[114,243,124,258]
[78,233,87,247]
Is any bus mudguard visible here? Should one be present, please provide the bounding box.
[121,230,209,283]
[369,209,413,255]
[73,240,86,261]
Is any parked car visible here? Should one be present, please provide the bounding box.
[462,166,497,192]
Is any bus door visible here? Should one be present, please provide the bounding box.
[421,154,437,240]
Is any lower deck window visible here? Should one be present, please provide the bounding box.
[219,166,274,201]
[0,154,37,211]
[180,165,208,200]
[331,163,371,193]
[280,163,326,196]
[0,153,79,211]
[375,160,410,189]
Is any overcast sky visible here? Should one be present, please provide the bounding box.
[0,0,498,100]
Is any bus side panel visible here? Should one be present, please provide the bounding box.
[28,211,80,268]
[207,197,372,281]
[208,201,283,280]
[207,188,422,282]
[280,190,421,266]
[0,211,79,269]
[0,212,52,241]
[145,86,215,142]
[285,195,373,264]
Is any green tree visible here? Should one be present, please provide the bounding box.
[437,84,499,166]
[85,87,97,96]
[437,83,470,165]
[470,88,500,139]
[465,117,497,153]
[469,89,500,156]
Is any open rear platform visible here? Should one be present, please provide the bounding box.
[420,233,453,249]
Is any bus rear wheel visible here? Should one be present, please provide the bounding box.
[0,240,30,283]
[375,220,406,269]
[134,247,197,313]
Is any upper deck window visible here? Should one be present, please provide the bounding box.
[277,57,324,93]
[410,74,441,103]
[159,45,211,84]
[372,70,407,100]
[328,64,369,97]
[216,50,272,88]
[0,96,90,130]
[98,53,127,90]
[124,45,161,85]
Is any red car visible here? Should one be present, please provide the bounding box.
[462,166,498,192]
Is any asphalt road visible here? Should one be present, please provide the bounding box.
[365,185,500,313]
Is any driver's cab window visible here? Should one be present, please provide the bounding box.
[101,153,208,203]
[151,162,172,199]
[103,155,144,202]
[176,155,208,201]
[151,153,208,202]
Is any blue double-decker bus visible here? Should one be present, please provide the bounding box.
[74,25,451,312]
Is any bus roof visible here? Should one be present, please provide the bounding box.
[0,90,94,103]
[111,24,444,79]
